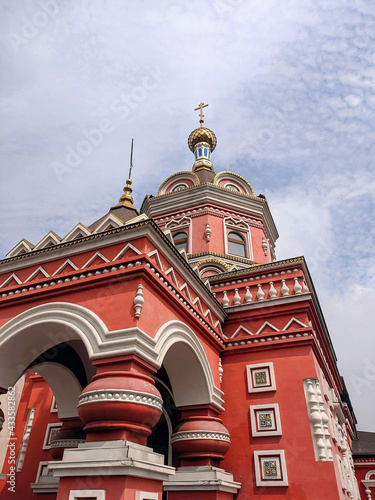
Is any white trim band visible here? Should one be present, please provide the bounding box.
[171,431,231,443]
[78,389,163,411]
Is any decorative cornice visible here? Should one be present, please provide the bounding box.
[208,256,305,282]
[225,331,312,348]
[0,220,152,266]
[190,251,255,266]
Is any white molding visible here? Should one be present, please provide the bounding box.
[0,272,22,288]
[154,320,224,410]
[30,460,59,494]
[42,422,62,450]
[5,239,33,258]
[171,430,230,443]
[78,389,163,410]
[246,362,276,393]
[33,363,82,419]
[282,317,308,331]
[52,259,79,276]
[33,231,61,250]
[0,302,109,388]
[223,217,253,260]
[250,403,282,437]
[82,251,110,268]
[16,407,36,471]
[254,449,288,487]
[24,265,50,282]
[49,440,174,481]
[113,243,142,261]
[62,223,91,242]
[92,213,124,233]
[50,395,58,413]
[163,466,241,494]
[231,325,254,338]
[69,490,106,500]
[255,321,279,335]
[135,492,158,500]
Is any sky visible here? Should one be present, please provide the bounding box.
[0,0,374,431]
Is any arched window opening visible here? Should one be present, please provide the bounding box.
[173,231,188,252]
[224,182,241,192]
[171,183,188,192]
[228,231,246,257]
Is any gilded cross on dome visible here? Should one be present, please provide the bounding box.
[194,102,209,128]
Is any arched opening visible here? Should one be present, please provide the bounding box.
[172,231,188,253]
[228,231,246,257]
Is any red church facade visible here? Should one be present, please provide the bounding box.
[0,110,374,499]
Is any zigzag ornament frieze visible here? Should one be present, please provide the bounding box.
[0,242,220,335]
[230,317,309,338]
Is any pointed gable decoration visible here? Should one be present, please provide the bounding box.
[147,249,164,272]
[92,213,124,234]
[179,283,193,302]
[256,321,280,335]
[0,273,22,289]
[24,266,50,282]
[82,252,110,269]
[113,243,142,261]
[33,231,61,250]
[282,317,309,331]
[124,213,149,225]
[164,267,179,287]
[231,325,254,338]
[6,239,34,258]
[62,223,91,242]
[52,259,79,276]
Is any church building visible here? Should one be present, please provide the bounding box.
[0,104,374,500]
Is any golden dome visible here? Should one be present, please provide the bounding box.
[188,127,217,153]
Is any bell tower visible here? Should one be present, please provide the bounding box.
[141,103,279,278]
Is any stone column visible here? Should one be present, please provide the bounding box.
[77,354,163,444]
[166,404,241,499]
[49,417,86,460]
[49,354,174,500]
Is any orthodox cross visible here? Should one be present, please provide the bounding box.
[194,102,208,127]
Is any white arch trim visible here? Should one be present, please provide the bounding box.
[33,363,82,419]
[154,320,224,410]
[0,302,109,388]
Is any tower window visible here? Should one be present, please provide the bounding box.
[228,231,246,257]
[173,231,188,252]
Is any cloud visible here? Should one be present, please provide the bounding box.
[0,0,374,430]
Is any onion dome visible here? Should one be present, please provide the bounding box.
[189,102,217,175]
[188,127,217,153]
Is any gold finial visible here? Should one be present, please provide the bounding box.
[111,139,136,209]
[194,102,209,128]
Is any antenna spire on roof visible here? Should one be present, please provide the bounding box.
[111,139,136,210]
[194,102,209,128]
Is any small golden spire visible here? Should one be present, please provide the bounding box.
[111,139,136,210]
[194,102,209,128]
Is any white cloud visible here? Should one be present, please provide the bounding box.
[0,0,374,431]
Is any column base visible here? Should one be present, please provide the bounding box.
[164,466,241,498]
[48,440,174,482]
